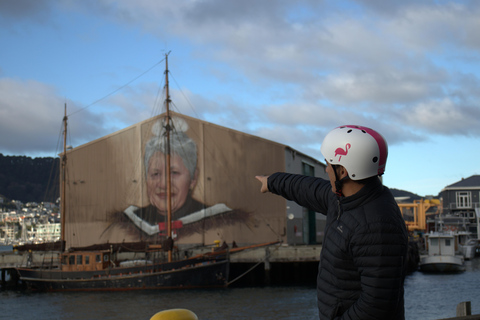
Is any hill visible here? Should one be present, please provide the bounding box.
[389,188,425,201]
[0,154,60,203]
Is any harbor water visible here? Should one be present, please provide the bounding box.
[1,258,480,320]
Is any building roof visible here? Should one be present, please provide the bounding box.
[444,175,480,189]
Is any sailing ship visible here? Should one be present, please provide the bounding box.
[16,249,229,291]
[15,54,233,291]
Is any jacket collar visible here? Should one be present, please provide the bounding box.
[339,177,384,211]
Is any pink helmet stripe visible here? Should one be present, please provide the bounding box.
[343,125,387,175]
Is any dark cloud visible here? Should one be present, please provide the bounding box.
[0,79,108,156]
[352,0,447,16]
[0,0,55,23]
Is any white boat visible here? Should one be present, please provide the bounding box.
[419,232,465,273]
[459,239,480,260]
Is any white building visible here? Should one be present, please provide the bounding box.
[32,223,61,243]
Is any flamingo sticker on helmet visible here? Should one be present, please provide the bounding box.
[334,143,351,161]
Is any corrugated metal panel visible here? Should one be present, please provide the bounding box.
[62,112,315,249]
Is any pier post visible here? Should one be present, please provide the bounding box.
[456,301,471,316]
[264,247,271,285]
[1,269,5,289]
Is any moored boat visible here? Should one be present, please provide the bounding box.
[459,238,480,260]
[16,248,228,291]
[419,231,465,273]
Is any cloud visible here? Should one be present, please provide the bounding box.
[0,79,107,156]
[0,0,55,22]
[1,0,480,162]
[403,98,480,135]
[385,2,480,52]
[315,63,450,105]
[0,79,63,155]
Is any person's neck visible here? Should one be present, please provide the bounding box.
[341,180,365,197]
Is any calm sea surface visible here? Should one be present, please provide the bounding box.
[1,246,480,320]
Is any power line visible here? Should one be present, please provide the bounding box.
[69,58,166,117]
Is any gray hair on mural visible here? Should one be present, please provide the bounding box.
[144,117,198,179]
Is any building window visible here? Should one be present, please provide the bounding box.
[77,255,83,265]
[85,255,90,265]
[96,255,101,263]
[302,162,315,177]
[456,191,471,208]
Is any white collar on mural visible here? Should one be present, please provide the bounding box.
[123,204,232,236]
[180,203,231,224]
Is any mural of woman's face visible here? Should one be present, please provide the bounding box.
[147,151,197,215]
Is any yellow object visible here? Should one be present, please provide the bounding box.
[398,199,442,232]
[214,240,221,247]
[150,309,198,320]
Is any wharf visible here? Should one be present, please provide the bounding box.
[192,243,321,263]
[0,243,320,267]
[194,243,321,285]
[0,243,321,288]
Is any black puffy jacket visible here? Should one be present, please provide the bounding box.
[268,173,408,320]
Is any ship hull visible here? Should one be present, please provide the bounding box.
[419,255,465,273]
[16,258,228,291]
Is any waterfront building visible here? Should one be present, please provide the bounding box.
[437,175,480,237]
[60,112,329,250]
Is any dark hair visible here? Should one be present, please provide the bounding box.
[334,165,380,185]
[356,176,381,185]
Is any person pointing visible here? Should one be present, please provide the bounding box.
[256,125,408,320]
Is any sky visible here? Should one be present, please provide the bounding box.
[1,0,479,197]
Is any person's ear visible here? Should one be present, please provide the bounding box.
[338,166,349,179]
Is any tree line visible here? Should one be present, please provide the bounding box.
[0,154,60,204]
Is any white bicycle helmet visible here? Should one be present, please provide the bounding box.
[320,125,388,180]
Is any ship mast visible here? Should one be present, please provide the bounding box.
[164,53,173,262]
[61,103,67,252]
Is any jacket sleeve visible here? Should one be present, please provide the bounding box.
[267,172,331,214]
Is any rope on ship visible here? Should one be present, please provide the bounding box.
[226,244,279,286]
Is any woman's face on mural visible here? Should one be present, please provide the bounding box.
[147,151,197,215]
